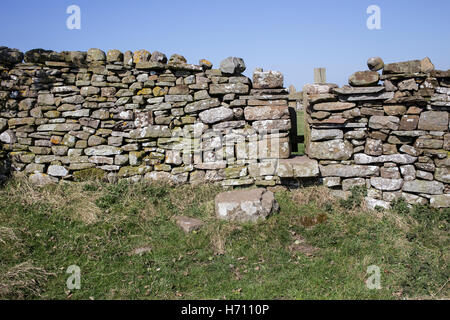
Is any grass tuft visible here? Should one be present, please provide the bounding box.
[0,261,54,299]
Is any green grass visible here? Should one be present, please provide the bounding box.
[0,180,448,300]
[292,110,305,155]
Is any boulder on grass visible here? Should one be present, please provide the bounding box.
[29,173,58,187]
[215,188,279,223]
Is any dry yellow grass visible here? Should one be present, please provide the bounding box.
[5,180,103,224]
[291,185,337,207]
[167,183,221,214]
[0,261,54,299]
[0,226,20,245]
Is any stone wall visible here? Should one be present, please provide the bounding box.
[0,46,319,187]
[1,46,449,208]
[304,57,450,208]
[0,145,9,184]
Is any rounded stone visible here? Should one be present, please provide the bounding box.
[0,46,24,66]
[123,51,133,66]
[87,48,106,62]
[29,173,57,187]
[349,71,380,87]
[215,188,279,223]
[219,57,246,75]
[169,54,187,64]
[253,70,284,89]
[67,51,86,66]
[106,49,123,63]
[199,107,234,124]
[48,165,69,177]
[383,105,407,116]
[367,57,384,71]
[233,107,244,119]
[370,177,403,191]
[24,49,54,63]
[150,51,167,64]
[0,130,17,144]
[420,57,434,73]
[199,59,213,69]
[309,139,353,161]
[133,49,151,63]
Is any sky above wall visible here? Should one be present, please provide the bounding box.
[1,0,449,89]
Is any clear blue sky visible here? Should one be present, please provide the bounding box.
[1,0,449,88]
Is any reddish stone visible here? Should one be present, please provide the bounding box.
[399,115,419,131]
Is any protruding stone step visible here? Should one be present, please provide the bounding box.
[276,156,319,178]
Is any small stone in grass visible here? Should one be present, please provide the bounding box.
[174,216,204,233]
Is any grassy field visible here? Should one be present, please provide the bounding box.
[0,179,448,300]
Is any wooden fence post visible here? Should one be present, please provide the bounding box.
[314,68,326,84]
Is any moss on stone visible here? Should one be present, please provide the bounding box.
[118,166,151,177]
[73,168,106,182]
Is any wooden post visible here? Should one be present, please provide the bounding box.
[314,68,326,84]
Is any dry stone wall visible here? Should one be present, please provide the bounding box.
[304,57,450,208]
[1,45,449,208]
[0,46,319,188]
